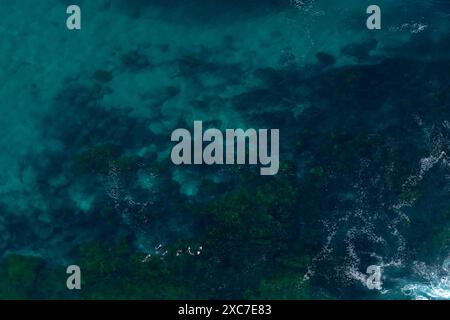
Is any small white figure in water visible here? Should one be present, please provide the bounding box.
[142,254,152,263]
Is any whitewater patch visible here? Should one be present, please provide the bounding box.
[401,257,450,300]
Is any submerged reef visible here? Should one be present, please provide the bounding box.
[1,54,449,299]
[0,0,449,300]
